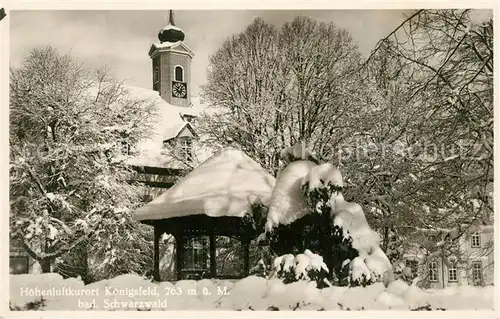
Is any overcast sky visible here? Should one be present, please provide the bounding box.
[10,10,425,95]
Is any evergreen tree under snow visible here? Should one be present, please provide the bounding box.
[264,143,394,287]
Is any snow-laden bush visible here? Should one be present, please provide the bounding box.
[265,144,393,287]
[270,250,330,288]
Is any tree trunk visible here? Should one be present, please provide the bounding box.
[81,242,90,284]
[382,226,389,252]
[40,258,51,273]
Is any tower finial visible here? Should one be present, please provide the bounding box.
[158,9,184,43]
[168,10,175,25]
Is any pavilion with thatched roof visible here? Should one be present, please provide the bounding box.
[133,148,276,281]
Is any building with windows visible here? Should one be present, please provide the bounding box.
[149,10,193,108]
[126,11,223,276]
[402,224,494,288]
[129,10,207,190]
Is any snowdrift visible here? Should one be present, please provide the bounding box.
[9,273,494,311]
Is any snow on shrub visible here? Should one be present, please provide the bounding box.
[270,250,330,288]
[264,144,393,287]
[265,160,317,230]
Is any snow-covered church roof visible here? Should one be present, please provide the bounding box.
[117,85,207,168]
[133,148,276,221]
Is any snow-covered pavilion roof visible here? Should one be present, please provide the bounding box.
[133,147,276,221]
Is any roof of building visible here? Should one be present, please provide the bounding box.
[132,147,276,221]
[148,41,195,58]
[115,85,209,169]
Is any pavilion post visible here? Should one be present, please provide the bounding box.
[209,233,216,278]
[153,225,161,281]
[176,233,184,280]
[242,237,250,277]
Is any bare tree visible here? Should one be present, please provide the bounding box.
[200,17,366,175]
[200,11,493,271]
[359,9,493,262]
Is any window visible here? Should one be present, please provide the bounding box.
[174,66,184,82]
[154,66,160,84]
[216,236,244,277]
[429,261,439,282]
[183,236,208,271]
[405,259,419,279]
[117,140,130,155]
[179,138,192,163]
[448,264,458,282]
[471,232,481,248]
[10,256,29,274]
[472,261,482,282]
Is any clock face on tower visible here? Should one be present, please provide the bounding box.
[172,81,187,99]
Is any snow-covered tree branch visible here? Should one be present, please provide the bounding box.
[10,46,156,279]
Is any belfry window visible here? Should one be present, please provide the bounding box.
[154,66,160,84]
[175,66,184,82]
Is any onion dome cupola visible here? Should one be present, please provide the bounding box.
[158,10,185,43]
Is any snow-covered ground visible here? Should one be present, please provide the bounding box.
[10,273,494,311]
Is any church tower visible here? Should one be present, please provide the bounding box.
[148,10,194,107]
